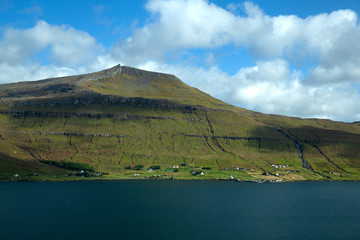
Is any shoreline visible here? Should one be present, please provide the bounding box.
[1,176,359,183]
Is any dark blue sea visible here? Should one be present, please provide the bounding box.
[1,180,359,240]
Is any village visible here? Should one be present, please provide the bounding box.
[125,164,263,181]
[9,161,325,182]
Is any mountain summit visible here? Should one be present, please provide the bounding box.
[0,65,359,181]
[0,64,233,111]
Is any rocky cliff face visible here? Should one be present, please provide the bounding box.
[2,93,203,112]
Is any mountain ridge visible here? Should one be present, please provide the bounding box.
[0,65,359,181]
[0,64,238,112]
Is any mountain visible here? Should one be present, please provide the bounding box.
[0,64,359,181]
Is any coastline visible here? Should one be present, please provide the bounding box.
[1,176,359,183]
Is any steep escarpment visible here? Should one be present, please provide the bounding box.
[0,65,359,181]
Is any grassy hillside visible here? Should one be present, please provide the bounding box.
[0,65,359,181]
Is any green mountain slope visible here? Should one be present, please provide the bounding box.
[0,65,359,181]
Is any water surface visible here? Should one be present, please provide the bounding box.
[1,181,359,239]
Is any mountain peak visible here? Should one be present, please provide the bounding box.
[87,64,175,81]
[0,64,235,111]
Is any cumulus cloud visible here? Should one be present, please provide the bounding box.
[232,59,360,120]
[0,20,113,83]
[226,3,242,12]
[0,54,119,84]
[0,63,78,84]
[0,20,102,66]
[111,0,237,65]
[111,0,360,83]
[112,1,359,64]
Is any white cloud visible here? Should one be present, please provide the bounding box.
[0,20,103,66]
[226,3,241,12]
[111,0,238,65]
[0,54,120,84]
[309,63,360,85]
[0,20,112,82]
[111,0,360,83]
[231,59,360,120]
[0,62,78,84]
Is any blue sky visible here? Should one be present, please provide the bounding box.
[1,0,360,122]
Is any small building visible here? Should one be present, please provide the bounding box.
[172,165,179,169]
[190,170,203,175]
[134,174,140,177]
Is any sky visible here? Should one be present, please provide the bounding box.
[1,0,360,122]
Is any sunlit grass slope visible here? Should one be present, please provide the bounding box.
[0,65,359,181]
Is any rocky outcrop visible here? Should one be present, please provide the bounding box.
[182,134,271,141]
[14,131,131,138]
[3,93,203,112]
[0,110,174,120]
[83,64,176,81]
[117,65,175,78]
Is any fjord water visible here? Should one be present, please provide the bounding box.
[1,181,359,240]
